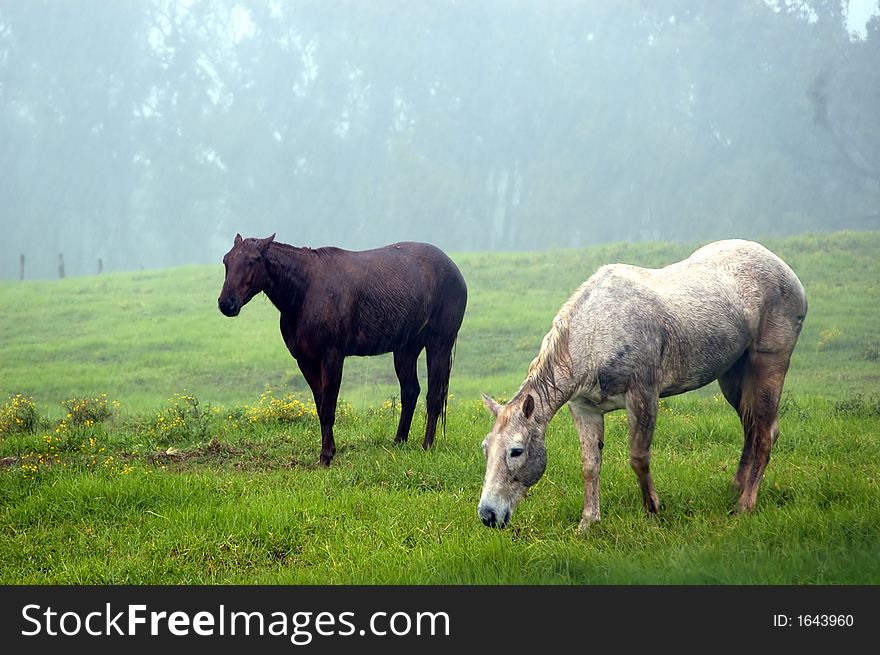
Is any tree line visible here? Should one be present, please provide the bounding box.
[2,0,878,279]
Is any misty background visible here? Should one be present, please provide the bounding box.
[2,0,878,280]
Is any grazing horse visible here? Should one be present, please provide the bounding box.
[478,239,807,532]
[218,234,467,466]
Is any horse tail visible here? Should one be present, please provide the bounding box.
[438,336,457,439]
[432,264,466,441]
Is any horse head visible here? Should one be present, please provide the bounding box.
[478,392,548,528]
[218,233,275,317]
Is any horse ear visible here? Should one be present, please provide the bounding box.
[259,233,275,252]
[522,394,535,420]
[482,393,502,418]
[234,233,243,246]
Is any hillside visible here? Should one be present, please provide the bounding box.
[1,231,879,587]
[1,231,878,415]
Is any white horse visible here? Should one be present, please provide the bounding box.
[478,239,807,532]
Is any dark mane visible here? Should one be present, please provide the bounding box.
[262,242,315,312]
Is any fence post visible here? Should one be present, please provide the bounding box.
[98,258,103,275]
[58,253,65,279]
[19,254,25,281]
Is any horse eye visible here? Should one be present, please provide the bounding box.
[510,447,524,458]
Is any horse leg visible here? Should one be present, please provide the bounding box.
[316,353,344,466]
[297,357,326,462]
[392,347,422,444]
[568,399,605,532]
[423,337,454,450]
[736,350,790,512]
[718,352,753,493]
[626,385,660,514]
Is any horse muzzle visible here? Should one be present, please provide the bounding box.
[218,297,241,317]
[478,502,511,529]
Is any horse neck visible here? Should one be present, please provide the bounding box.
[263,244,313,313]
[517,375,574,425]
[523,352,580,418]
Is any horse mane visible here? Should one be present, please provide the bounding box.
[522,279,592,405]
[263,242,316,309]
[265,240,309,259]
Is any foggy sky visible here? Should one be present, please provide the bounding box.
[2,0,879,279]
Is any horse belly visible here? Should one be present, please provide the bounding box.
[349,314,424,356]
[349,336,395,357]
[659,369,724,397]
[659,326,750,397]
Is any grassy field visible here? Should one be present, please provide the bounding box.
[1,231,879,584]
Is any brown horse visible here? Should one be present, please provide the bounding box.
[218,234,467,466]
[478,239,807,532]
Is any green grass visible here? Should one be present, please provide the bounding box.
[2,232,878,412]
[1,231,879,584]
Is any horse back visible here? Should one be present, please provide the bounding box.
[302,242,466,356]
[571,240,806,398]
[680,239,807,335]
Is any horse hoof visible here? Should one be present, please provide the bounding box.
[577,518,598,535]
[736,498,756,514]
